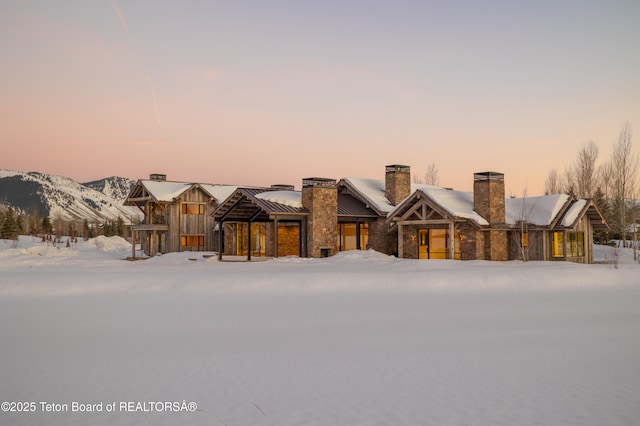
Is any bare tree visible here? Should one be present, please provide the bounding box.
[610,122,638,242]
[545,168,562,194]
[510,188,538,261]
[413,163,440,186]
[574,141,599,198]
[424,163,439,186]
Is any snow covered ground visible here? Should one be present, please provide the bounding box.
[1,236,639,426]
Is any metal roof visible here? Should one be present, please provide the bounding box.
[213,188,307,222]
[337,194,377,218]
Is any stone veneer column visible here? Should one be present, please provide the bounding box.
[473,172,508,261]
[385,165,411,205]
[301,178,337,258]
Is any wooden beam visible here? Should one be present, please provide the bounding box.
[126,196,153,203]
[247,221,252,261]
[273,217,279,258]
[218,220,224,261]
[398,224,404,258]
[449,222,455,260]
[399,201,425,221]
[396,219,456,226]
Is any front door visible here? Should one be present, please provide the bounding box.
[418,230,429,259]
[418,229,448,259]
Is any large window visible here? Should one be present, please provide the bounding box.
[552,231,585,258]
[567,232,584,257]
[552,232,564,257]
[181,235,204,247]
[418,229,461,260]
[181,203,205,215]
[337,222,368,251]
[236,223,266,256]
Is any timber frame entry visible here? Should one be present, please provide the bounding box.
[212,188,308,260]
[387,189,472,260]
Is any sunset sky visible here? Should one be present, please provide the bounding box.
[1,0,639,195]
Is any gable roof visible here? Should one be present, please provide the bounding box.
[339,177,437,215]
[505,194,570,226]
[559,199,609,230]
[213,188,307,222]
[416,187,489,225]
[125,179,237,205]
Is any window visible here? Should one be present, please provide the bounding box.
[521,232,528,247]
[567,232,584,257]
[429,229,448,259]
[181,235,204,247]
[181,203,204,215]
[337,222,368,251]
[418,228,461,260]
[552,232,564,257]
[236,223,266,256]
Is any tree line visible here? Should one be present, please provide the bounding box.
[0,207,128,241]
[544,122,638,242]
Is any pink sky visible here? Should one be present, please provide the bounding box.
[1,1,639,195]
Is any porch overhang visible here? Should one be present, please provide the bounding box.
[130,224,169,232]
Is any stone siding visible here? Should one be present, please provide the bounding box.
[385,166,411,206]
[302,182,337,258]
[367,218,397,255]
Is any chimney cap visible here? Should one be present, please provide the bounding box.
[474,171,504,182]
[302,177,336,188]
[386,164,410,173]
[270,184,295,191]
[150,173,167,181]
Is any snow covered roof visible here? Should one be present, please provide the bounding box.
[200,184,239,204]
[505,194,570,226]
[344,176,581,228]
[139,180,192,202]
[138,180,237,203]
[561,199,588,227]
[416,187,489,226]
[341,178,394,213]
[255,190,303,208]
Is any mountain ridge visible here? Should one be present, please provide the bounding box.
[0,169,138,223]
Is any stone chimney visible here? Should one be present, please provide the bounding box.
[385,164,411,205]
[301,177,337,258]
[473,172,505,223]
[473,172,507,261]
[150,173,167,181]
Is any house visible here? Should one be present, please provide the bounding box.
[384,170,609,263]
[126,166,609,263]
[124,174,236,256]
[212,179,378,259]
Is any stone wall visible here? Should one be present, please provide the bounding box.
[486,230,508,261]
[302,179,337,258]
[473,172,505,223]
[385,165,411,206]
[367,218,397,255]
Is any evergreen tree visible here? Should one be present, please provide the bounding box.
[42,216,53,235]
[103,221,113,237]
[116,216,125,237]
[1,208,18,240]
[83,219,90,240]
[592,186,611,243]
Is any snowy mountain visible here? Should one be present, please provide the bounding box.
[0,170,139,222]
[82,176,136,205]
